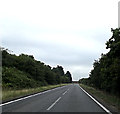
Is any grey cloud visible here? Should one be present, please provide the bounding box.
[2,35,98,66]
[1,18,109,81]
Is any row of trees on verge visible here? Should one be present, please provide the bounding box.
[79,28,120,96]
[1,48,72,89]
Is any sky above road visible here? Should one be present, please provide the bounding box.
[0,0,119,81]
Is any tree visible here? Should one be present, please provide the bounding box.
[65,71,72,83]
[80,28,120,96]
[2,47,73,89]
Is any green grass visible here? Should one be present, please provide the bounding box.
[2,84,68,102]
[80,84,120,112]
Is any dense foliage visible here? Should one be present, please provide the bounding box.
[79,28,120,96]
[2,48,72,89]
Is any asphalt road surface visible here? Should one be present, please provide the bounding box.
[2,84,107,113]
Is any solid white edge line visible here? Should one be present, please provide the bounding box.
[79,86,112,114]
[47,97,61,111]
[0,85,67,107]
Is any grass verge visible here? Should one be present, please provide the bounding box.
[2,84,68,102]
[80,84,120,113]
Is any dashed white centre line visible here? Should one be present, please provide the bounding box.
[47,97,61,111]
[46,87,70,110]
[0,86,66,107]
[62,91,67,95]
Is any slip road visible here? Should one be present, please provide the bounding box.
[2,84,110,113]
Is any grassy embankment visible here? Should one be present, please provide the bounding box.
[80,84,120,112]
[2,84,68,102]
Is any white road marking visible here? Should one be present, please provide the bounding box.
[62,91,67,95]
[62,88,70,95]
[79,86,112,114]
[47,97,61,111]
[0,86,67,107]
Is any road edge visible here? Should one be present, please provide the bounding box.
[1,85,68,107]
[79,85,112,114]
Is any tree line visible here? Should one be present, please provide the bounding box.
[1,48,72,89]
[79,28,120,96]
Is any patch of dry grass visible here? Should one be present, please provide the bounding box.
[2,84,68,102]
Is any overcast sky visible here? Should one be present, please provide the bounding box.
[0,0,119,81]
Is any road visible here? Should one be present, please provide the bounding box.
[2,84,108,113]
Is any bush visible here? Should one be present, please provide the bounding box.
[2,67,39,89]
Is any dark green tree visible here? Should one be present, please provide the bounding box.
[79,28,120,96]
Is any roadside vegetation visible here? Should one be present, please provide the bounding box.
[2,84,68,102]
[80,84,120,112]
[79,28,120,112]
[79,28,120,96]
[1,47,72,101]
[2,48,72,89]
